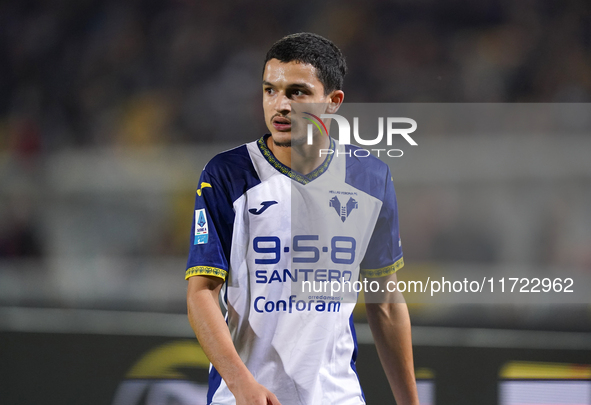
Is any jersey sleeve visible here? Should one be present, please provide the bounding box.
[360,168,404,278]
[185,168,235,281]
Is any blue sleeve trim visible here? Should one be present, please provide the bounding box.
[186,144,261,277]
[361,256,404,278]
[204,145,262,203]
[185,266,228,280]
[344,145,390,200]
[346,148,404,271]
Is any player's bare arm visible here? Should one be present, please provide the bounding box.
[187,275,282,405]
[365,272,420,405]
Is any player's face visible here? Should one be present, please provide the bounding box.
[262,59,332,147]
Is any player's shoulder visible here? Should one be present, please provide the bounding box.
[344,144,392,201]
[202,142,261,200]
[344,144,390,173]
[204,143,250,175]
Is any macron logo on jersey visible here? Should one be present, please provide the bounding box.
[194,209,208,244]
[249,201,278,215]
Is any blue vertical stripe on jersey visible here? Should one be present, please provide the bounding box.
[349,314,366,402]
[206,364,223,404]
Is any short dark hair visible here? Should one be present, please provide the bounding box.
[264,32,347,95]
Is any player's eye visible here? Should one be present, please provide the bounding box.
[264,87,275,95]
[289,89,305,98]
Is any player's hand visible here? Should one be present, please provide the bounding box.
[230,378,282,405]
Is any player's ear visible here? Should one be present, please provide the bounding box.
[326,90,344,113]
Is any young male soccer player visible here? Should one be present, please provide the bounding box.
[186,33,419,405]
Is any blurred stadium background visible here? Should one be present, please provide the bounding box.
[0,0,590,404]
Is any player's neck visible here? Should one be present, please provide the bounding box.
[266,135,331,175]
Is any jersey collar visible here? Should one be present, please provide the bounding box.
[257,134,335,185]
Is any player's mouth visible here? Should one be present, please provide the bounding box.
[272,116,291,131]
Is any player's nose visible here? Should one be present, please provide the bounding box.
[274,93,291,113]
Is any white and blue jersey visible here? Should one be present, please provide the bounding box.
[186,135,404,405]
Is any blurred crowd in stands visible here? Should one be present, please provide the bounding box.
[1,0,590,153]
[0,0,590,277]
